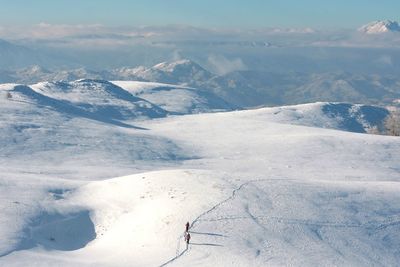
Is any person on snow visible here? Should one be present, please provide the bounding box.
[185,222,190,232]
[185,232,191,246]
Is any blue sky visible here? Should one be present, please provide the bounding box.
[1,0,399,29]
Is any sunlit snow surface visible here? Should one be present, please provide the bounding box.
[0,81,399,266]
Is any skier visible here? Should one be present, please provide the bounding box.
[185,232,191,247]
[185,221,190,232]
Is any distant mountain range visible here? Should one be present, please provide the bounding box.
[3,59,399,108]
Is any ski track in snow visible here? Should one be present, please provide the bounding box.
[160,178,400,267]
[159,179,268,267]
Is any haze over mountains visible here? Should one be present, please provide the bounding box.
[2,20,400,71]
[3,58,400,108]
[1,20,400,109]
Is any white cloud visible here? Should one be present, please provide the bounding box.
[207,55,247,75]
[0,23,103,39]
[171,50,183,61]
[0,23,160,48]
[267,27,316,34]
[1,23,400,50]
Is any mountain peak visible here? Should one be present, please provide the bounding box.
[152,59,202,72]
[359,20,400,34]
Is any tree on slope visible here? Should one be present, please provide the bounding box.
[384,109,400,136]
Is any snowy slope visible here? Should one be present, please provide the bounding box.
[30,79,167,120]
[111,81,236,114]
[0,170,234,267]
[140,108,400,266]
[0,81,400,266]
[250,102,389,133]
[0,82,187,180]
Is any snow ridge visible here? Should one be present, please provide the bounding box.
[30,79,168,121]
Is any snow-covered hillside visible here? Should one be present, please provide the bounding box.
[30,80,167,120]
[111,81,236,114]
[0,80,399,266]
[0,81,195,179]
[258,102,389,133]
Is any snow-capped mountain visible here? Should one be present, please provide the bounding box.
[359,20,400,34]
[112,59,214,87]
